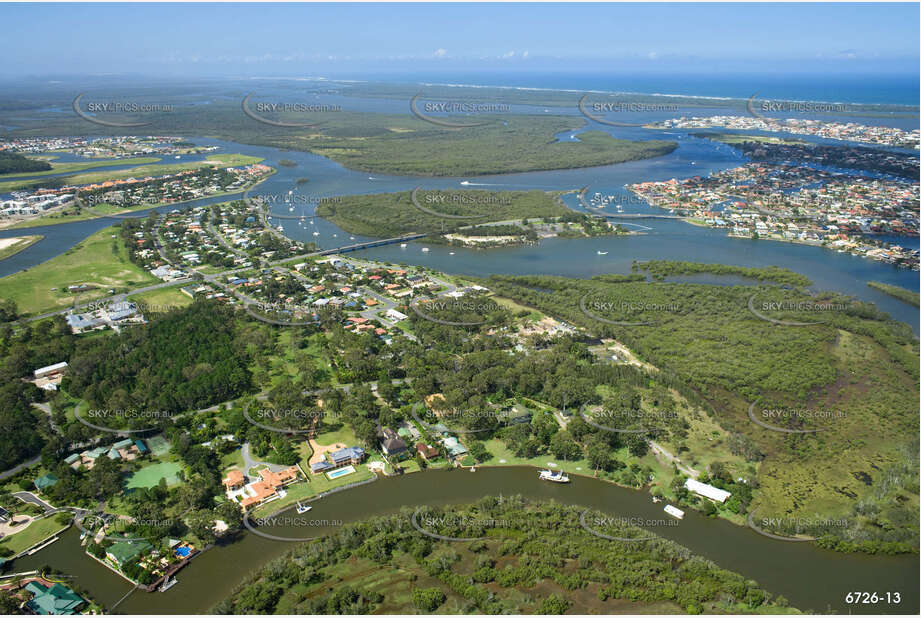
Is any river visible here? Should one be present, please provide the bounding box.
[1,130,918,330]
[12,467,918,614]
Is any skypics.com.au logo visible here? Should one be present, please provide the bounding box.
[241,92,341,128]
[410,94,509,128]
[73,93,173,127]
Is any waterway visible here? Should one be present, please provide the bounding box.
[12,467,918,614]
[1,129,918,330]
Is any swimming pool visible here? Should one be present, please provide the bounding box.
[174,546,192,558]
[326,465,356,480]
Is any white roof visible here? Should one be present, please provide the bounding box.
[34,361,68,376]
[685,478,731,503]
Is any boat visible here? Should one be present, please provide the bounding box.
[539,469,570,483]
[295,501,312,514]
[400,243,407,248]
[313,231,319,236]
[664,504,685,519]
[276,225,284,231]
[174,155,180,159]
[159,577,178,592]
[449,252,455,255]
[597,251,608,255]
[350,236,355,240]
[460,180,470,185]
[421,247,430,252]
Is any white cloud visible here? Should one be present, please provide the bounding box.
[433,48,448,58]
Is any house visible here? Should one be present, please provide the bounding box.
[222,469,245,491]
[106,539,153,567]
[385,308,408,322]
[24,581,86,615]
[34,473,58,492]
[33,362,68,380]
[329,446,365,467]
[443,437,468,458]
[685,478,732,503]
[238,466,300,511]
[377,427,409,460]
[310,460,334,474]
[415,443,439,460]
[0,506,9,523]
[134,439,149,455]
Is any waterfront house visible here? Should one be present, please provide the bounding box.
[106,540,153,568]
[329,446,365,467]
[24,581,86,615]
[415,443,439,461]
[238,466,300,511]
[685,478,732,503]
[443,437,468,458]
[377,427,409,460]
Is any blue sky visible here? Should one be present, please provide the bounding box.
[1,2,918,76]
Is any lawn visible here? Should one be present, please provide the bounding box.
[0,226,157,316]
[127,285,193,311]
[125,461,183,489]
[0,513,71,556]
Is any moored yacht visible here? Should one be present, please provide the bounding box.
[539,469,570,483]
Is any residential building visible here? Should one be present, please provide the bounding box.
[24,581,86,615]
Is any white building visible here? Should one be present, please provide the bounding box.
[685,478,731,503]
[386,308,408,322]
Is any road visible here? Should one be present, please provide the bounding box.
[649,441,700,478]
[12,491,56,513]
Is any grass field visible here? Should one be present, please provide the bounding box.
[0,226,157,316]
[125,461,182,489]
[0,514,70,556]
[126,285,194,311]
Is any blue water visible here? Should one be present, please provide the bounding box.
[343,70,921,106]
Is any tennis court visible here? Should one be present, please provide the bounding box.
[125,461,182,489]
[145,434,172,456]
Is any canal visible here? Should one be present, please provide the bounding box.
[13,467,919,614]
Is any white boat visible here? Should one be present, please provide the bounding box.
[664,505,685,519]
[276,225,284,231]
[400,243,407,248]
[460,180,470,185]
[295,501,312,514]
[174,155,180,159]
[350,236,355,240]
[597,251,608,255]
[449,252,455,255]
[421,247,429,252]
[159,577,178,592]
[539,469,570,483]
[313,232,319,236]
